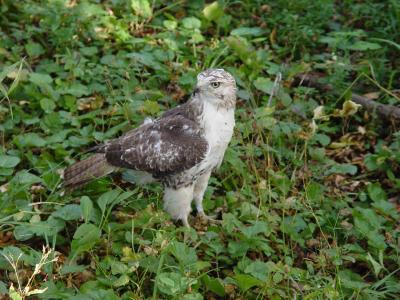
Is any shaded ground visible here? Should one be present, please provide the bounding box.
[0,1,400,299]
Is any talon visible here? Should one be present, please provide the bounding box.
[182,217,191,228]
[197,212,221,224]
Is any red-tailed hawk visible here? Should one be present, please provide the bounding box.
[64,69,237,226]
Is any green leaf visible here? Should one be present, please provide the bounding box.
[353,207,387,250]
[80,46,98,56]
[280,215,307,245]
[13,225,34,241]
[70,224,101,259]
[163,20,177,30]
[142,100,160,115]
[169,241,198,270]
[367,183,387,201]
[366,252,383,277]
[113,274,130,287]
[237,89,251,100]
[97,189,121,215]
[52,204,82,221]
[241,221,269,238]
[25,42,45,57]
[0,168,13,176]
[80,196,93,223]
[131,0,152,18]
[60,264,86,275]
[226,36,257,67]
[110,260,129,275]
[254,107,276,129]
[13,217,65,241]
[325,163,357,175]
[78,2,107,17]
[190,31,204,44]
[73,223,101,241]
[182,17,202,29]
[156,272,190,296]
[79,286,119,300]
[63,83,89,97]
[29,72,53,85]
[372,200,397,218]
[366,231,387,250]
[231,27,265,37]
[228,240,249,257]
[270,171,291,195]
[278,90,292,106]
[305,182,324,203]
[244,260,270,281]
[233,274,262,292]
[253,77,274,94]
[308,147,326,162]
[0,155,20,168]
[9,284,22,300]
[0,246,25,263]
[364,154,379,171]
[182,293,203,300]
[370,37,400,51]
[0,61,20,83]
[273,272,283,283]
[40,98,56,112]
[202,275,225,296]
[128,52,163,70]
[157,275,176,295]
[203,2,224,21]
[313,133,331,146]
[0,280,7,295]
[13,171,42,185]
[348,41,381,51]
[14,133,47,148]
[338,270,368,290]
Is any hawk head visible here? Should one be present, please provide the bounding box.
[196,68,237,108]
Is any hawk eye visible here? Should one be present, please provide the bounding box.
[211,82,221,88]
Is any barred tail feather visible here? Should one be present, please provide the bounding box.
[64,153,115,190]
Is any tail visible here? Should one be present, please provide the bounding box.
[64,153,116,190]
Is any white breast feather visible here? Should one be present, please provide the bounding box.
[200,100,235,169]
[163,100,235,224]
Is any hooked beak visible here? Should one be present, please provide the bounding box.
[193,87,200,96]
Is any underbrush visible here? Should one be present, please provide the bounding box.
[0,0,399,299]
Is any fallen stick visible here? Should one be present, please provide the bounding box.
[295,73,400,122]
[351,94,400,122]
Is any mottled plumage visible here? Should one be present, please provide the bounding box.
[64,68,237,226]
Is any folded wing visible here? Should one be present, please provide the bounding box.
[103,115,208,177]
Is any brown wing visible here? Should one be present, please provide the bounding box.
[103,115,208,177]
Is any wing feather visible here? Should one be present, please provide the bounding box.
[104,115,208,177]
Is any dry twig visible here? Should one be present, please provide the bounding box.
[295,73,400,123]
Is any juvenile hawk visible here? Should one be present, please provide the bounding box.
[64,69,237,226]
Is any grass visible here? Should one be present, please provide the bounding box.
[0,0,400,299]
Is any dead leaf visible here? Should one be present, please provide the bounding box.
[313,105,325,120]
[0,183,9,193]
[363,91,380,100]
[338,100,362,117]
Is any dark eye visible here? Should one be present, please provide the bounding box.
[211,82,221,88]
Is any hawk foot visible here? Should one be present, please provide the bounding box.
[197,212,221,224]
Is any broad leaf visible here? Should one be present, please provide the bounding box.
[70,224,101,259]
[233,274,262,292]
[0,155,20,168]
[231,27,265,37]
[203,2,224,21]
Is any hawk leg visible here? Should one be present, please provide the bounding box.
[193,171,216,220]
[163,185,194,227]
